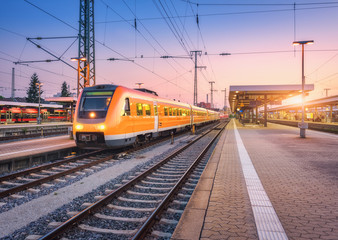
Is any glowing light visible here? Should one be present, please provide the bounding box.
[75,124,83,130]
[96,124,105,130]
[89,112,96,118]
[283,95,302,105]
[293,40,314,46]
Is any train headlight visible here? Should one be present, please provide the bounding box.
[89,112,96,118]
[75,124,83,130]
[96,124,105,130]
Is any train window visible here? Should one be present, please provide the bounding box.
[123,98,130,116]
[136,103,143,116]
[164,107,168,116]
[144,104,151,116]
[78,90,114,118]
[154,105,158,116]
[169,108,172,116]
[173,108,176,116]
[179,109,182,116]
[80,96,112,111]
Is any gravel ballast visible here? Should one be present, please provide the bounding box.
[0,134,195,239]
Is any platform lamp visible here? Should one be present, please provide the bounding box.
[293,40,314,138]
[71,57,88,97]
[36,82,43,124]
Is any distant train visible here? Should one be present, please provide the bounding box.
[0,101,70,124]
[73,84,220,149]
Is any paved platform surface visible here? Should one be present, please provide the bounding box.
[0,135,76,162]
[0,122,72,129]
[172,119,338,240]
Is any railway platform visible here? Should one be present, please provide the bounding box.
[173,119,337,240]
[0,135,77,173]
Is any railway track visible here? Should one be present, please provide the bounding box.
[38,121,228,239]
[0,150,109,199]
[0,122,218,202]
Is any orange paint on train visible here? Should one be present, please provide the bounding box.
[73,85,219,149]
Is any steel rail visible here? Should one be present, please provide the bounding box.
[39,122,223,240]
[0,122,216,198]
[0,151,114,198]
[132,123,226,239]
[0,150,104,182]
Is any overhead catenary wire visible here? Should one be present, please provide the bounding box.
[96,4,338,24]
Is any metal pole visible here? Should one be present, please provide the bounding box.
[194,52,198,105]
[224,88,226,110]
[77,60,80,97]
[300,44,306,138]
[209,81,215,108]
[38,84,41,124]
[264,94,267,127]
[11,68,15,100]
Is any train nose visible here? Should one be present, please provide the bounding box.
[79,133,98,142]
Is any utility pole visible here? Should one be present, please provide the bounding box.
[11,68,15,100]
[191,51,206,106]
[324,88,330,97]
[78,0,96,95]
[209,81,216,109]
[221,88,227,111]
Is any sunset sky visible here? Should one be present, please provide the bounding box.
[1,0,338,108]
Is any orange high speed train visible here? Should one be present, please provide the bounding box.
[73,84,219,149]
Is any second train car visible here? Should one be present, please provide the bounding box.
[73,84,219,149]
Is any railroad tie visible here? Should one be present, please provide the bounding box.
[107,204,155,212]
[94,213,147,222]
[79,224,138,235]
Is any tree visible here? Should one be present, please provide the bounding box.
[26,73,43,103]
[61,81,71,97]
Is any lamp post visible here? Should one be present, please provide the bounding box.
[36,82,43,124]
[293,40,314,138]
[71,57,88,97]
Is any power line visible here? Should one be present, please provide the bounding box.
[152,0,191,56]
[24,0,77,31]
[183,1,338,7]
[307,53,338,77]
[96,5,338,24]
[120,0,190,73]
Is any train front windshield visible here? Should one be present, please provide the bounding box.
[78,91,114,119]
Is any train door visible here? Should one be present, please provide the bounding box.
[153,101,159,132]
[6,111,12,124]
[123,97,133,137]
[190,107,193,126]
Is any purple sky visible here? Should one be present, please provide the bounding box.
[1,0,338,108]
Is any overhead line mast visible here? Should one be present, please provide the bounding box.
[77,0,96,96]
[191,50,206,106]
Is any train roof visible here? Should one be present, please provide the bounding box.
[0,101,63,108]
[82,84,219,112]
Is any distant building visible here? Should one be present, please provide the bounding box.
[198,102,211,109]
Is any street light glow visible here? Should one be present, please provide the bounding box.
[293,39,314,138]
[293,40,314,46]
[71,57,87,62]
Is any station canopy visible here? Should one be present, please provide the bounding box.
[273,94,338,109]
[229,84,314,112]
[45,97,77,104]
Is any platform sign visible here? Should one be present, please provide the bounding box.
[298,122,308,129]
